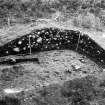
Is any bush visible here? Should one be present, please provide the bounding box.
[73,12,102,30]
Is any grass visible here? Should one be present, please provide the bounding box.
[0,0,105,32]
[73,12,103,31]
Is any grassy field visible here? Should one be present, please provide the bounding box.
[0,0,105,30]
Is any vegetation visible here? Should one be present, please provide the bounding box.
[0,0,105,30]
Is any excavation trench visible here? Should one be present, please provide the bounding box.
[0,27,105,68]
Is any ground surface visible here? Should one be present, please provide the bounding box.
[0,50,103,105]
[0,20,105,105]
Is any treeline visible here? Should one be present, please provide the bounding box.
[0,0,105,28]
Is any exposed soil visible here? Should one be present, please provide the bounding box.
[0,21,105,105]
[0,50,104,105]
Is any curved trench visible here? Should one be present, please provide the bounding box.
[0,27,105,68]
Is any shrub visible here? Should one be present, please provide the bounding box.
[73,12,102,30]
